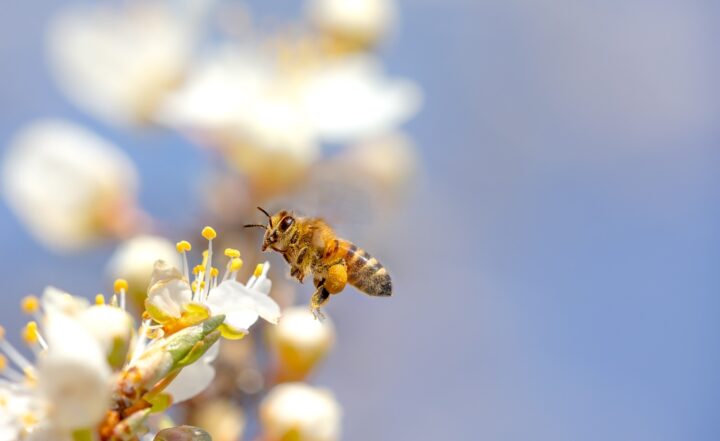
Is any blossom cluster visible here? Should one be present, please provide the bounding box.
[0,228,278,441]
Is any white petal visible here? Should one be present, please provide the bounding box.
[41,286,89,317]
[164,357,215,403]
[208,280,281,325]
[299,55,422,143]
[147,261,192,318]
[39,314,111,430]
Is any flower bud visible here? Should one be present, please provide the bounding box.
[107,235,182,311]
[155,426,212,441]
[260,382,341,441]
[307,0,396,52]
[188,399,245,441]
[267,307,335,381]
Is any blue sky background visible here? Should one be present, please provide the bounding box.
[1,1,719,440]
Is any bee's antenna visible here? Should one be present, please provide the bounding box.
[257,206,273,227]
[244,224,267,230]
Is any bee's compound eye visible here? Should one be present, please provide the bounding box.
[279,216,294,231]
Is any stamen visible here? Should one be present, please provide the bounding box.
[114,279,129,310]
[0,327,33,371]
[0,364,25,383]
[20,296,39,315]
[22,322,47,351]
[95,294,105,305]
[129,319,152,367]
[177,240,192,280]
[201,227,216,300]
[23,367,37,386]
[247,261,270,289]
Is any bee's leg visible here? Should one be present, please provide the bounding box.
[290,265,305,283]
[310,278,330,320]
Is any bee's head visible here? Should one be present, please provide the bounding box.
[245,207,296,252]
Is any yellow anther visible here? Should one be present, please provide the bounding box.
[0,354,6,371]
[202,226,217,240]
[95,294,105,305]
[21,295,39,314]
[22,322,39,345]
[224,248,241,258]
[253,263,264,277]
[191,281,206,292]
[114,279,129,293]
[192,265,205,275]
[230,258,243,272]
[176,240,192,253]
[210,267,219,278]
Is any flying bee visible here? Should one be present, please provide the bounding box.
[245,207,392,318]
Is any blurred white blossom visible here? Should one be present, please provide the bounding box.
[307,0,397,49]
[260,382,342,441]
[268,307,335,380]
[47,1,195,124]
[2,120,141,252]
[159,49,420,191]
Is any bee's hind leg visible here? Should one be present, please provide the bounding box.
[310,278,330,320]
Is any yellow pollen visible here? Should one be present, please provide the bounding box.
[192,265,205,275]
[210,267,219,278]
[192,281,206,292]
[0,354,6,371]
[114,279,129,293]
[22,322,39,345]
[95,294,105,305]
[202,226,217,240]
[253,263,264,277]
[224,248,241,258]
[21,296,39,314]
[230,258,243,272]
[176,240,192,253]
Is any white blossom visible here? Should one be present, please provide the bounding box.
[307,0,397,47]
[260,382,342,441]
[47,1,195,124]
[1,120,140,252]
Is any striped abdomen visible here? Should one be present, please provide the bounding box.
[323,239,392,297]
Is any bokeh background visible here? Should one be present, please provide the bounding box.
[1,1,719,440]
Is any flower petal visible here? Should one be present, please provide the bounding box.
[146,261,192,321]
[208,280,280,326]
[164,356,216,403]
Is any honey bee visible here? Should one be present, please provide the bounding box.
[245,207,392,318]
